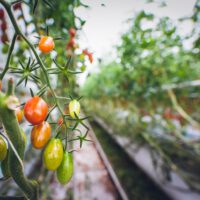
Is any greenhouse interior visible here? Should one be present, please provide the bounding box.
[0,0,200,200]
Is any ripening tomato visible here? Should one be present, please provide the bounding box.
[88,53,93,63]
[69,100,80,119]
[24,96,48,125]
[69,28,76,37]
[39,36,55,53]
[66,38,75,50]
[43,138,63,170]
[0,80,2,91]
[58,117,63,126]
[56,152,73,184]
[0,136,7,161]
[0,9,4,19]
[83,49,89,56]
[31,121,51,149]
[15,107,23,123]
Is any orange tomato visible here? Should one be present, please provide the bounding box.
[31,121,51,149]
[15,107,23,123]
[39,36,55,53]
[88,53,93,63]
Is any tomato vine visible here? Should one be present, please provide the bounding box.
[0,0,92,199]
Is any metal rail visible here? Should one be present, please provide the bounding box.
[85,120,129,200]
[94,115,200,200]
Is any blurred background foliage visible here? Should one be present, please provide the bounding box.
[81,0,200,191]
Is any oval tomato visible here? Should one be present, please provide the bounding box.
[15,107,23,123]
[43,138,63,170]
[31,121,51,149]
[24,96,48,125]
[66,38,75,50]
[88,53,93,63]
[0,136,7,161]
[58,117,63,126]
[56,152,73,184]
[69,100,80,119]
[39,36,55,53]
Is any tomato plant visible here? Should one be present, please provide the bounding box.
[0,0,92,199]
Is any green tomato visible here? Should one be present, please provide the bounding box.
[43,138,63,170]
[80,65,86,72]
[69,100,80,119]
[0,136,7,161]
[2,45,9,54]
[56,152,73,185]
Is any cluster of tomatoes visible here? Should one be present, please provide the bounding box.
[0,95,81,185]
[0,8,9,44]
[66,28,94,64]
[0,27,83,185]
[82,49,93,64]
[66,28,77,52]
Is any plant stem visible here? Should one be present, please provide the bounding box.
[0,0,69,148]
[0,79,38,200]
[0,33,17,80]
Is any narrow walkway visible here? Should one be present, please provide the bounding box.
[73,124,121,200]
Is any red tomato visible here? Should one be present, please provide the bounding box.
[39,36,55,53]
[0,9,4,19]
[69,28,76,37]
[31,121,51,149]
[15,107,23,123]
[66,38,75,50]
[0,80,2,91]
[24,96,48,125]
[83,49,89,56]
[58,117,63,126]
